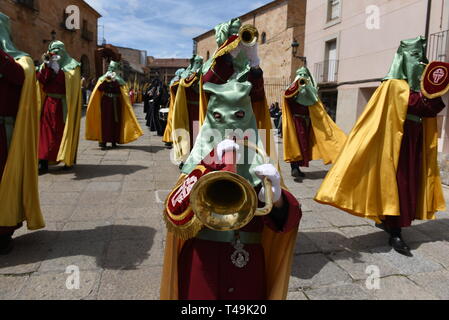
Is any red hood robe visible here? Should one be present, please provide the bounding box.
[98,80,122,144]
[38,65,66,162]
[386,91,445,228]
[315,80,446,224]
[0,49,44,234]
[163,148,302,300]
[0,49,24,234]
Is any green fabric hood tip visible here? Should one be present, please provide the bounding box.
[214,17,241,47]
[384,36,428,92]
[170,68,186,86]
[181,55,204,79]
[293,66,319,106]
[181,80,269,187]
[45,40,81,72]
[0,12,28,59]
[99,60,126,86]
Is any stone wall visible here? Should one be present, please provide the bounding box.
[1,0,100,80]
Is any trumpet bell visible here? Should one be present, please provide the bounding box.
[190,171,258,231]
[239,24,259,47]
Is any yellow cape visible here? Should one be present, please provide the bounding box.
[160,175,299,300]
[315,79,445,222]
[172,75,207,162]
[282,98,347,164]
[162,82,180,144]
[85,80,144,144]
[0,56,44,230]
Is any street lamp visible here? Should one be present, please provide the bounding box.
[43,30,57,44]
[291,39,307,66]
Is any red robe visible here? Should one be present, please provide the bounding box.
[38,66,66,162]
[203,53,265,103]
[287,99,311,167]
[0,49,24,181]
[98,80,122,144]
[385,91,446,228]
[175,149,302,300]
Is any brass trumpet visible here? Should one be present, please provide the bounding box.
[238,24,259,47]
[298,77,309,86]
[190,140,273,231]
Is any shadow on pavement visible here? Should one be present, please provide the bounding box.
[0,225,156,271]
[66,164,148,180]
[291,218,449,281]
[123,145,166,153]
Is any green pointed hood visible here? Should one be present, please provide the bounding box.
[99,60,126,86]
[384,36,428,92]
[170,68,185,86]
[214,18,241,47]
[0,13,28,59]
[293,67,319,106]
[47,40,81,72]
[181,55,203,79]
[182,80,268,187]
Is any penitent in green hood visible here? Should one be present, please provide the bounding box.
[293,67,319,106]
[384,36,428,92]
[0,12,28,59]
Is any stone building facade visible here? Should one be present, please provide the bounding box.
[0,0,100,81]
[304,0,449,183]
[193,0,306,106]
[147,57,190,85]
[115,46,148,84]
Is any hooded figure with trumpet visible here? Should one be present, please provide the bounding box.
[201,18,275,158]
[37,40,82,174]
[282,67,347,178]
[160,79,302,300]
[85,60,143,150]
[315,37,448,256]
[0,13,44,254]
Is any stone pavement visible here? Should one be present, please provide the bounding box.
[1,103,449,300]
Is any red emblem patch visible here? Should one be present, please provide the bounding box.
[421,61,449,99]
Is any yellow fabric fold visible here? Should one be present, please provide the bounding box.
[315,79,445,222]
[0,56,44,230]
[162,82,179,143]
[56,67,82,167]
[85,80,143,144]
[282,98,347,164]
[172,76,203,162]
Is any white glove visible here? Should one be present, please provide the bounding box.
[242,43,260,68]
[230,43,260,68]
[216,139,240,162]
[106,71,116,81]
[49,61,60,74]
[255,164,282,203]
[48,55,60,74]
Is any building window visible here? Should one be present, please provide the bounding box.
[206,51,210,60]
[261,32,267,44]
[80,55,90,79]
[327,0,341,22]
[15,0,36,10]
[324,39,338,82]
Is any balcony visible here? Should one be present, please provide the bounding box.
[314,60,339,84]
[428,30,449,62]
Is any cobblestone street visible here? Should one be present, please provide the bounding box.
[1,103,449,300]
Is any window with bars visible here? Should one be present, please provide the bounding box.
[15,0,36,10]
[327,0,341,22]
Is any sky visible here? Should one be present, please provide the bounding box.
[84,0,273,59]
